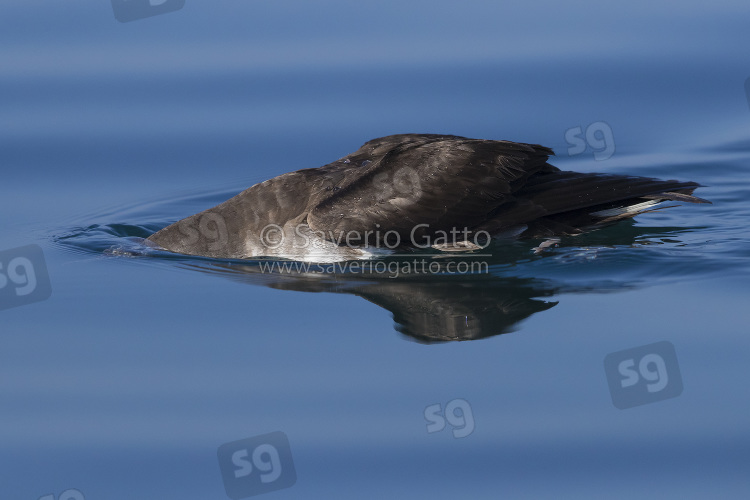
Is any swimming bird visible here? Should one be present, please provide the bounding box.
[147,134,710,261]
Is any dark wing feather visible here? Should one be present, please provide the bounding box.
[519,171,703,214]
[477,170,707,235]
[308,135,553,243]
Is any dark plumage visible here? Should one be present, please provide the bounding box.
[147,134,710,261]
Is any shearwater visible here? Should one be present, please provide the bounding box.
[147,134,710,262]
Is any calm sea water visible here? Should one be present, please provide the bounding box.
[2,1,750,499]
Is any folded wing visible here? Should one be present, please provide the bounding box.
[308,135,554,243]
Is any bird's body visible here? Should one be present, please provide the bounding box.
[147,134,709,261]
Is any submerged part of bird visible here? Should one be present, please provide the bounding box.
[147,134,710,262]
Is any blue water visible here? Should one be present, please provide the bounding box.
[2,1,750,499]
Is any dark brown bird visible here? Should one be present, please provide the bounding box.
[147,134,710,261]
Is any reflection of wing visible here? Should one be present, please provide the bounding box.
[308,135,554,242]
[156,214,709,343]
[180,258,558,343]
[352,278,557,343]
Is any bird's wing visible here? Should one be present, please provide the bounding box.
[307,135,554,243]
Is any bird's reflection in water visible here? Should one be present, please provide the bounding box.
[59,218,700,344]
[182,257,560,343]
[167,220,701,343]
[353,275,558,343]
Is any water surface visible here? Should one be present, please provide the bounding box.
[2,1,750,499]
